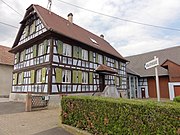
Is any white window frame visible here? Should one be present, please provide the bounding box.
[62,70,71,83]
[82,49,88,61]
[36,69,42,83]
[38,43,44,56]
[63,43,72,57]
[98,54,103,64]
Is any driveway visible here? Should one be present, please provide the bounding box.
[0,101,72,135]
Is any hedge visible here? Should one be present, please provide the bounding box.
[173,96,180,103]
[61,96,180,135]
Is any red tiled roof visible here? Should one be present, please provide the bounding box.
[32,5,126,61]
[96,64,117,74]
[0,45,14,65]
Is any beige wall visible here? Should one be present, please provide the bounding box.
[0,64,13,97]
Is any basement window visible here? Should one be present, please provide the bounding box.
[90,38,98,45]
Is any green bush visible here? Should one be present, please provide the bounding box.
[173,96,180,103]
[61,96,180,135]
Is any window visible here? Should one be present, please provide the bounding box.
[82,72,88,84]
[82,49,88,60]
[38,43,44,56]
[62,70,71,83]
[63,44,72,57]
[36,69,42,83]
[98,54,103,64]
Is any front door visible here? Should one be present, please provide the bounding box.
[141,88,145,98]
[99,74,105,92]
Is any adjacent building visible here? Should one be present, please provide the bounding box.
[126,46,180,100]
[9,4,127,101]
[0,45,14,97]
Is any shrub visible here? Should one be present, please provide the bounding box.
[173,96,180,103]
[61,96,180,135]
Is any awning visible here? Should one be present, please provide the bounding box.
[96,64,117,74]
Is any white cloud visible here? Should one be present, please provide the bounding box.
[0,0,180,56]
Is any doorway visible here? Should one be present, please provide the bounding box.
[99,74,105,92]
[141,88,145,98]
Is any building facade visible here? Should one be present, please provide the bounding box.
[126,46,180,100]
[0,45,14,97]
[9,4,127,100]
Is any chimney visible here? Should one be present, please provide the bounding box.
[67,13,73,23]
[100,34,104,39]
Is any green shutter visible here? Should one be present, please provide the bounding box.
[56,68,62,83]
[78,70,82,83]
[73,46,79,58]
[44,40,48,54]
[33,45,37,57]
[89,72,93,84]
[42,68,46,83]
[25,26,29,37]
[89,51,93,62]
[78,47,82,59]
[104,56,106,65]
[114,76,117,85]
[21,72,24,84]
[23,50,26,61]
[14,73,18,85]
[120,77,122,86]
[73,70,77,83]
[32,21,36,33]
[16,53,19,63]
[30,70,35,84]
[114,61,116,68]
[57,40,63,55]
[96,53,98,63]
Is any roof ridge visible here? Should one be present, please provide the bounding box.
[126,45,180,58]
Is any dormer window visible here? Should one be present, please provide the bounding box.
[90,38,98,45]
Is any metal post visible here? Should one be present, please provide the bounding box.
[154,56,160,102]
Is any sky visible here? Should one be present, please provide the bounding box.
[0,0,180,57]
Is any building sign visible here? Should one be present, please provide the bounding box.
[145,57,159,69]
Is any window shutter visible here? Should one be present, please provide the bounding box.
[25,26,29,37]
[42,68,46,83]
[23,50,26,61]
[114,61,116,68]
[56,68,62,83]
[114,76,117,85]
[89,72,93,84]
[14,73,18,85]
[32,21,36,33]
[73,70,77,83]
[57,40,63,55]
[89,51,93,62]
[33,45,37,57]
[16,53,19,63]
[30,70,35,84]
[44,40,48,54]
[96,53,98,63]
[78,70,82,83]
[73,46,78,58]
[21,72,24,84]
[120,77,122,86]
[104,56,106,65]
[78,47,82,59]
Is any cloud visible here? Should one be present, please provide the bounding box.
[0,0,180,56]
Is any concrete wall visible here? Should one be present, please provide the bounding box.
[0,64,13,97]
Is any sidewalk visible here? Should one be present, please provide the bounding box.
[0,106,72,135]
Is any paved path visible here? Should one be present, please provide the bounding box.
[0,102,72,135]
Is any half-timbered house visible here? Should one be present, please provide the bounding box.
[9,4,127,101]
